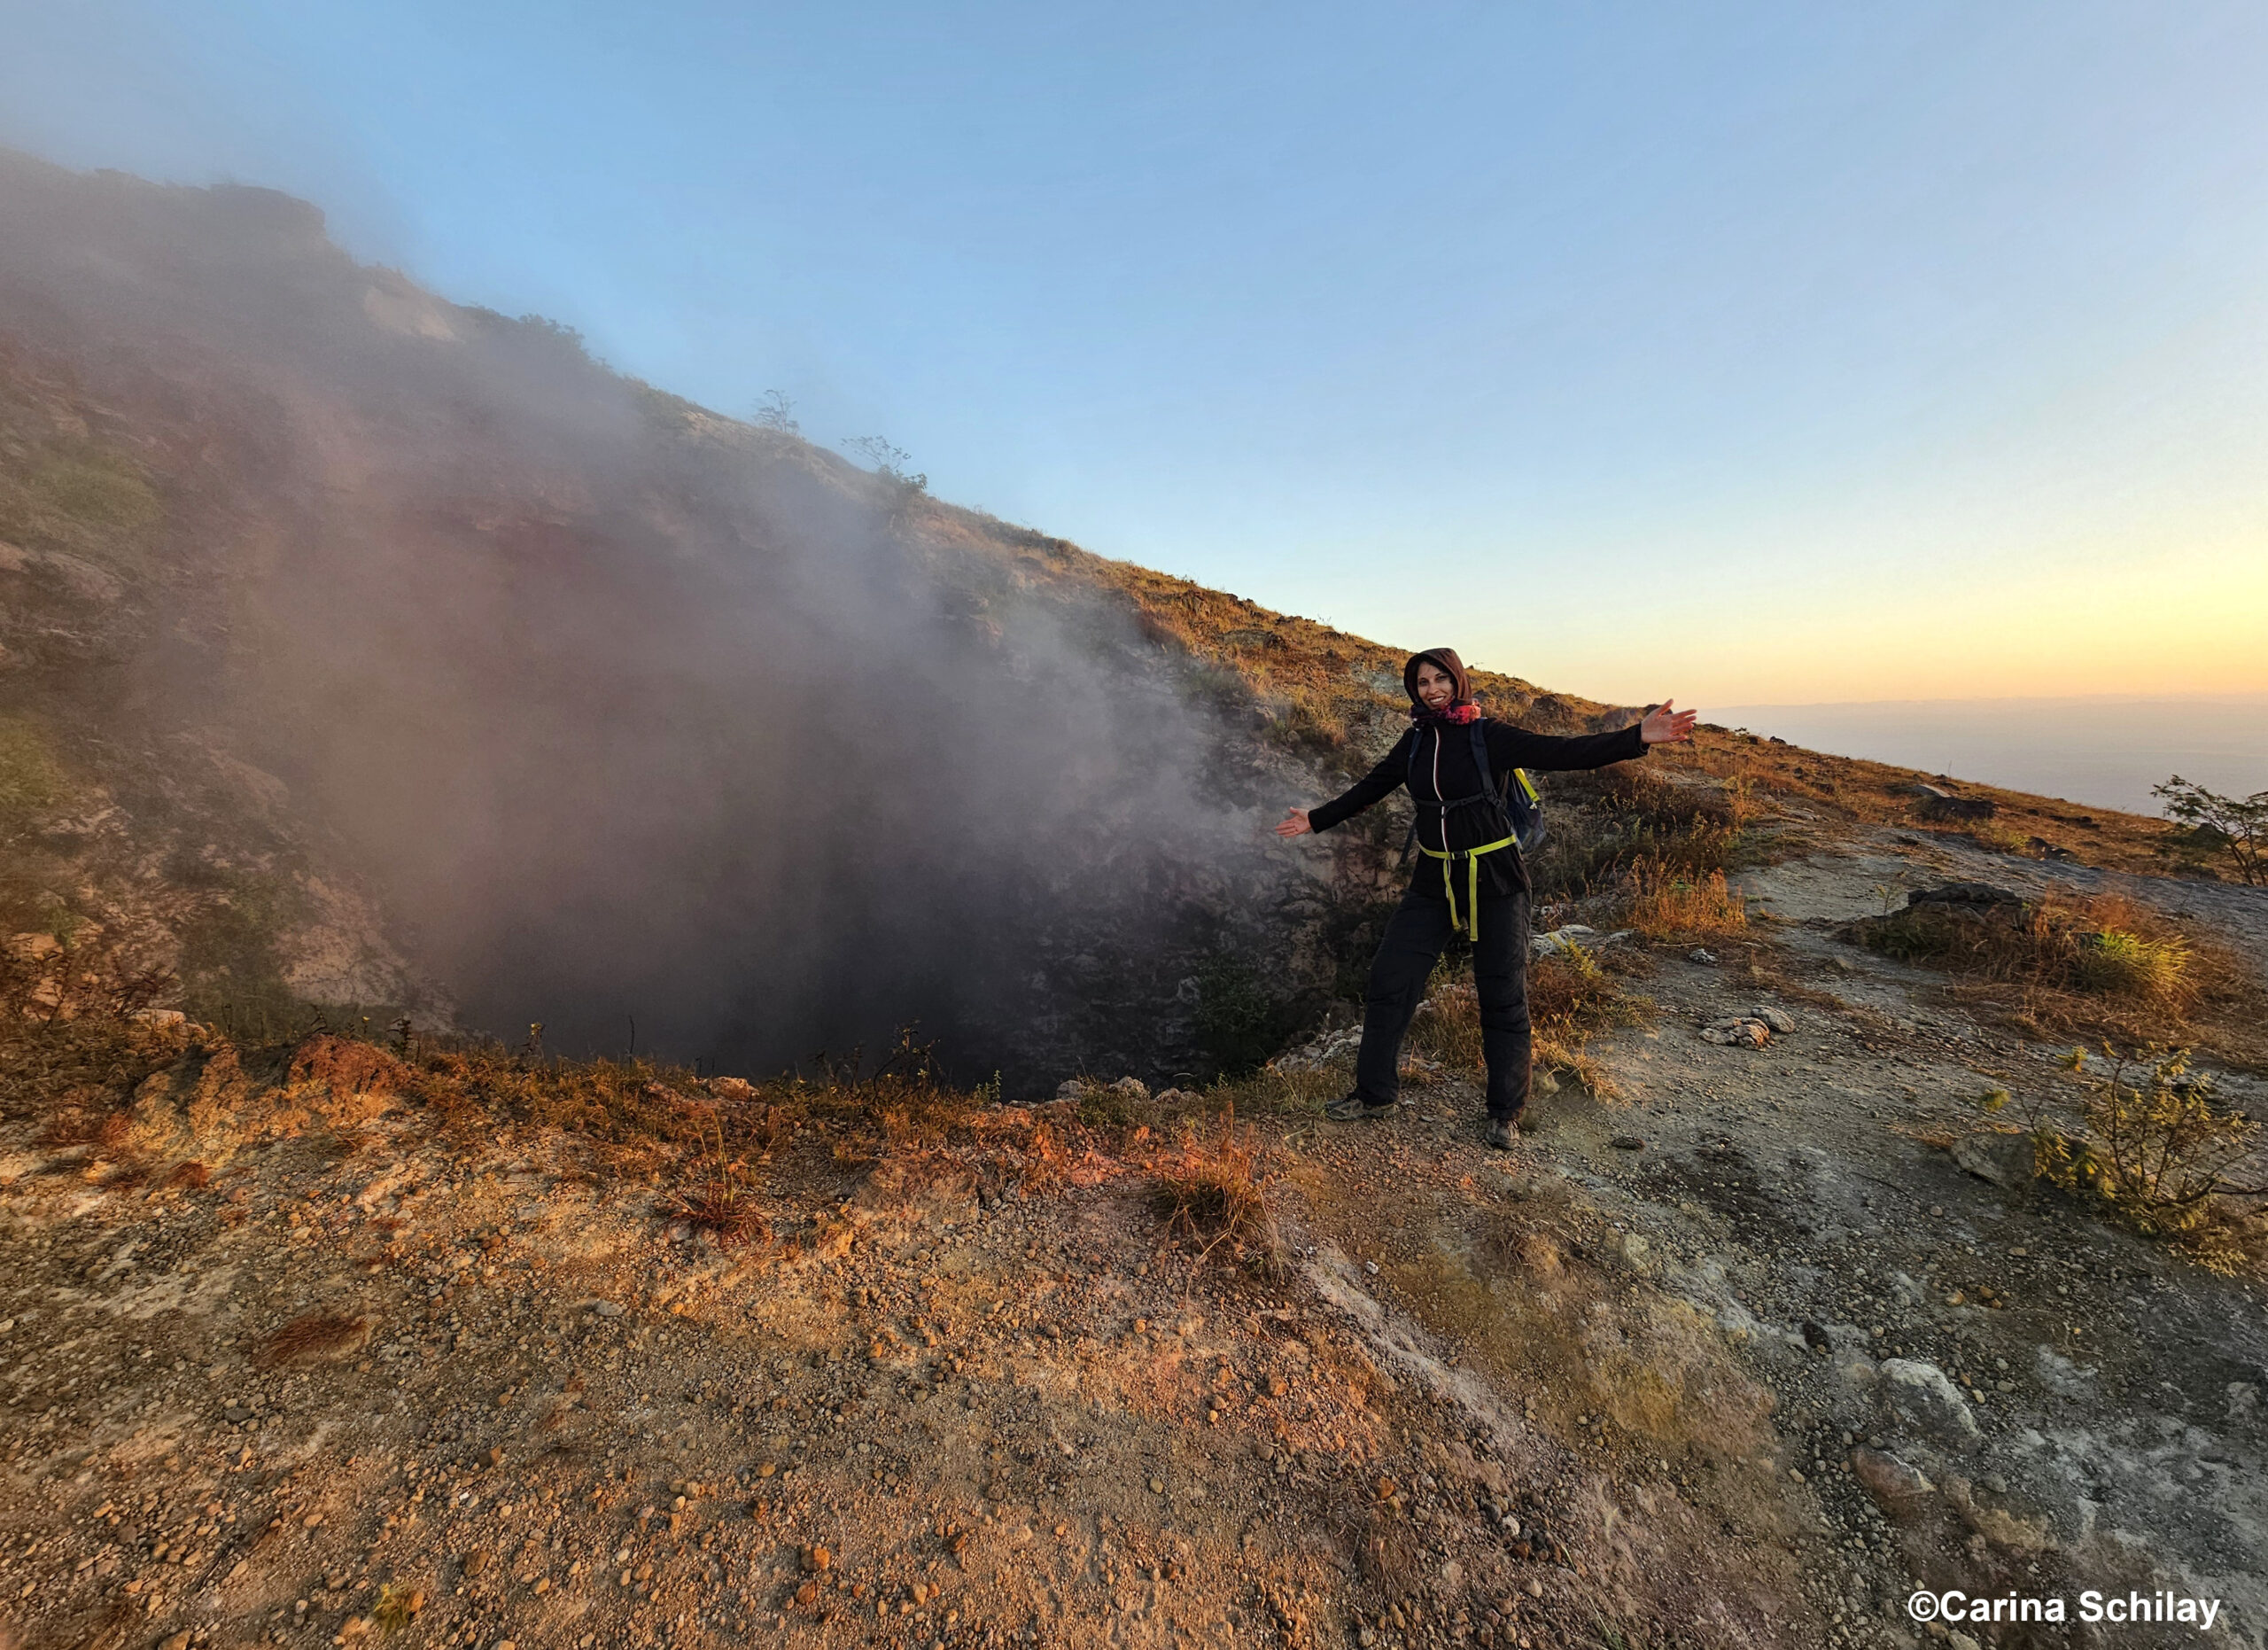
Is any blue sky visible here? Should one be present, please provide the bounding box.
[5,1,2265,706]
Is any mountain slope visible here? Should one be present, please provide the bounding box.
[0,149,2196,1094]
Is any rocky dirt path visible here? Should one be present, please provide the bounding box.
[1,834,2262,1650]
[1551,832,2268,1646]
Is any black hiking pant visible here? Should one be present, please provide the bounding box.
[1352,886,1532,1121]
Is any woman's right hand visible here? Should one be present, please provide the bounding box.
[1275,807,1313,838]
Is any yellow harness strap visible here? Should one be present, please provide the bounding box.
[1418,835,1516,940]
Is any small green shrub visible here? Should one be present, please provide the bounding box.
[2074,929,2189,1001]
[2039,1047,2264,1270]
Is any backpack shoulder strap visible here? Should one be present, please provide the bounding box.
[1470,720,1502,803]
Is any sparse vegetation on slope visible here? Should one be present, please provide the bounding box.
[1850,887,2266,1065]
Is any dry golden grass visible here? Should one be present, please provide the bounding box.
[1200,1064,1346,1119]
[287,1033,409,1099]
[1616,860,1750,942]
[1855,890,2266,1063]
[1151,1110,1279,1268]
[1527,941,1647,1035]
[1653,723,2184,877]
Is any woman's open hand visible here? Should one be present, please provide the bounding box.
[1642,698,1696,744]
[1275,807,1313,838]
[1639,699,1697,745]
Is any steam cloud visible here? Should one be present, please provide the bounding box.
[0,152,1309,1090]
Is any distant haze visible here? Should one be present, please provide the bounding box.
[1708,695,2267,816]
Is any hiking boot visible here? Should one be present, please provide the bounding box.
[1485,1116,1523,1150]
[1324,1092,1396,1123]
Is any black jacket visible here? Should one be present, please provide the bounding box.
[1309,718,1647,897]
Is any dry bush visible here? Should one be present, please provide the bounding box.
[288,1034,409,1099]
[1528,941,1643,1035]
[1615,860,1749,941]
[2035,1048,2266,1272]
[262,1310,372,1367]
[1533,942,1649,1097]
[1152,1111,1278,1268]
[1528,767,1744,895]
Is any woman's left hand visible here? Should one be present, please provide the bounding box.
[1638,699,1697,744]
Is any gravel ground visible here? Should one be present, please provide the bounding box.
[2,832,2263,1650]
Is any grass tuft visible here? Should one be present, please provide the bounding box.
[1615,860,1748,941]
[2073,928,2190,1000]
[1151,1109,1279,1269]
[1858,892,2193,1008]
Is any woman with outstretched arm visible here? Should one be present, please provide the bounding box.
[1276,649,1696,1149]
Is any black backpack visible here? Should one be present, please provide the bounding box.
[1403,720,1546,858]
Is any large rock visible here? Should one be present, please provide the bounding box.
[1849,1447,1936,1524]
[1913,784,1998,821]
[1532,925,1631,957]
[1880,1358,1982,1445]
[1950,1130,2038,1187]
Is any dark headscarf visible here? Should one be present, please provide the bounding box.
[1403,648,1480,725]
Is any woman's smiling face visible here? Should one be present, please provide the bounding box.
[1414,661,1456,711]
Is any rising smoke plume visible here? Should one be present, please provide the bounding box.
[0,152,1328,1090]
